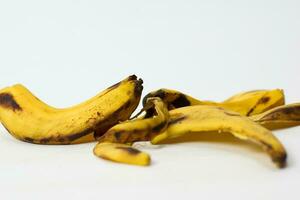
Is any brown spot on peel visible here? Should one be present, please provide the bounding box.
[0,93,22,111]
[246,95,270,116]
[23,137,35,143]
[274,152,287,168]
[260,97,270,104]
[171,94,191,108]
[168,116,187,125]
[127,74,138,81]
[116,146,141,155]
[246,95,276,116]
[246,108,255,116]
[94,99,137,139]
[152,121,167,132]
[106,75,138,91]
[260,140,287,168]
[280,105,300,116]
[134,78,143,98]
[114,132,122,141]
[65,129,92,141]
[39,137,52,144]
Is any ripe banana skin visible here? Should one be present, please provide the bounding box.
[94,97,168,166]
[94,142,151,166]
[251,103,300,130]
[143,88,285,116]
[98,97,169,144]
[0,75,143,144]
[151,105,287,168]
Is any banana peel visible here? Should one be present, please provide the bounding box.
[151,105,287,168]
[143,88,285,116]
[1,78,298,169]
[251,103,300,130]
[94,97,168,165]
[94,142,150,166]
[0,75,143,144]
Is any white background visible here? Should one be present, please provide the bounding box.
[0,0,299,199]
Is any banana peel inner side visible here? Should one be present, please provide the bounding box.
[250,103,300,130]
[151,105,287,168]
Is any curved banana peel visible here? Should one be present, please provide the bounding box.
[143,88,285,116]
[93,142,151,166]
[97,97,169,144]
[0,78,295,169]
[251,103,300,130]
[151,105,287,168]
[94,97,169,165]
[0,75,143,144]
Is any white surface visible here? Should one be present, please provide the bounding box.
[0,0,300,199]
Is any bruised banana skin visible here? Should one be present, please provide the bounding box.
[151,105,287,168]
[143,88,285,116]
[94,97,169,166]
[0,75,143,144]
[251,103,300,130]
[98,97,169,143]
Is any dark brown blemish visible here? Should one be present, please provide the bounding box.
[261,105,300,122]
[144,89,166,104]
[281,106,300,115]
[152,121,167,132]
[262,139,287,168]
[282,107,294,115]
[116,146,141,155]
[94,124,114,140]
[246,95,270,116]
[123,100,132,110]
[127,74,138,81]
[273,152,287,168]
[94,99,137,139]
[155,89,166,99]
[65,129,92,141]
[39,137,51,144]
[114,132,121,141]
[35,128,92,144]
[246,108,255,116]
[171,94,191,108]
[0,93,22,111]
[168,116,187,125]
[134,78,144,98]
[144,108,155,119]
[107,75,138,91]
[259,97,270,104]
[23,137,35,143]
